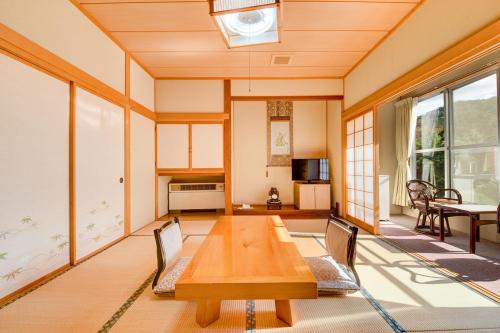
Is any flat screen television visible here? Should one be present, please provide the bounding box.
[292,158,329,182]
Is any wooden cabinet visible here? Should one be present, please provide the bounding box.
[157,123,224,172]
[294,183,331,210]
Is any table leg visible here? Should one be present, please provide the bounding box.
[439,208,444,242]
[469,214,476,254]
[196,299,221,328]
[275,300,294,326]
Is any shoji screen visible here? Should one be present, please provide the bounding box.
[130,111,155,232]
[345,110,378,232]
[75,87,124,260]
[0,53,69,298]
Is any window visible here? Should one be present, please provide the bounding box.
[414,93,447,189]
[412,70,500,204]
[450,73,499,204]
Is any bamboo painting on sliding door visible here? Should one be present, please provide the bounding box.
[344,110,379,234]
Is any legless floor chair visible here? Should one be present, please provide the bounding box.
[305,216,360,295]
[152,217,192,297]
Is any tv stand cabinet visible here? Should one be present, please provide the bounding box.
[294,183,331,210]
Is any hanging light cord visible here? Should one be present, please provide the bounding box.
[248,16,252,93]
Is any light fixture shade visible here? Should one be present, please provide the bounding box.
[209,0,280,15]
[209,0,281,48]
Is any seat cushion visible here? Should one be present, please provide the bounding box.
[153,256,191,297]
[305,255,359,295]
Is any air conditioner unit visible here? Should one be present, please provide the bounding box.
[169,183,225,211]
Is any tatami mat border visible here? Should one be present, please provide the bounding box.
[98,271,157,333]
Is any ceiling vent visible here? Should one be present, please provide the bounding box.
[271,55,292,65]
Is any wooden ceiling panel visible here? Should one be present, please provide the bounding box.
[132,51,366,68]
[113,32,228,52]
[283,2,417,31]
[74,0,423,78]
[81,2,216,31]
[113,31,385,52]
[284,0,420,3]
[78,0,202,2]
[151,66,349,78]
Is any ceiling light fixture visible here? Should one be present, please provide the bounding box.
[209,0,282,48]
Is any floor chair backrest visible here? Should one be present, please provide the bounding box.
[324,216,360,284]
[152,217,182,288]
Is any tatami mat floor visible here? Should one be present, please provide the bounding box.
[0,217,498,333]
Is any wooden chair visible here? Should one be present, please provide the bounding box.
[406,180,467,236]
[304,216,360,295]
[474,203,500,242]
[152,217,191,297]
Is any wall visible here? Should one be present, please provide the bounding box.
[232,100,328,205]
[130,59,155,110]
[0,53,69,299]
[158,176,172,217]
[130,111,156,232]
[344,0,500,108]
[377,101,402,215]
[155,80,223,112]
[232,79,343,96]
[0,0,125,93]
[326,100,343,214]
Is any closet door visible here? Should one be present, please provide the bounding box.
[157,124,189,169]
[75,87,124,260]
[0,53,69,298]
[191,124,224,169]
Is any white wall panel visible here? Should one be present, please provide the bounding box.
[157,124,189,168]
[327,100,343,214]
[293,101,327,158]
[0,54,69,298]
[158,176,172,217]
[155,80,223,112]
[0,0,125,93]
[75,88,124,260]
[192,124,224,169]
[130,111,155,232]
[231,79,343,96]
[344,0,500,108]
[130,59,155,111]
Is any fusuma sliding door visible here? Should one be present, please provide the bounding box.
[344,110,379,234]
[0,53,69,299]
[75,87,124,260]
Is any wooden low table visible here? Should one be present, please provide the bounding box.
[175,215,317,327]
[436,204,498,254]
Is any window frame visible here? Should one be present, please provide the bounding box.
[411,67,500,204]
[411,91,449,189]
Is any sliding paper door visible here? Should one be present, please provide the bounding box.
[130,111,155,232]
[75,87,124,260]
[0,53,69,298]
[345,110,378,233]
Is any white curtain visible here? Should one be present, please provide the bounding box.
[392,97,416,206]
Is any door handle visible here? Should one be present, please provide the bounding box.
[119,177,124,183]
